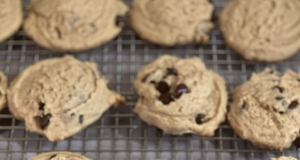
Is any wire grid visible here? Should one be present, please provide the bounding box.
[0,0,300,159]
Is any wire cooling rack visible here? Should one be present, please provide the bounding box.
[1,0,300,159]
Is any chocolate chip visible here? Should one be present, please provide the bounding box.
[159,93,174,105]
[288,101,298,109]
[294,138,300,148]
[275,96,283,100]
[173,84,189,98]
[115,15,126,27]
[163,68,178,78]
[49,154,57,159]
[79,115,84,124]
[272,86,284,93]
[39,114,52,130]
[298,78,300,82]
[195,114,206,124]
[156,81,170,94]
[38,102,45,111]
[71,113,75,117]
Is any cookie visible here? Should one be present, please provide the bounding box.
[133,55,227,136]
[228,68,300,150]
[0,71,7,111]
[0,0,23,43]
[130,0,214,46]
[219,0,300,62]
[30,151,90,160]
[23,0,128,52]
[271,157,297,160]
[8,55,125,141]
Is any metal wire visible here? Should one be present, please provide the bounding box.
[0,0,299,159]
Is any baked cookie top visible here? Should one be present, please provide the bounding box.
[23,0,128,52]
[130,0,214,46]
[0,0,23,43]
[134,55,227,136]
[8,56,125,141]
[30,152,90,160]
[271,156,297,160]
[228,68,300,150]
[220,0,300,62]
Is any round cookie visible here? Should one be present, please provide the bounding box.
[30,151,90,160]
[130,0,214,46]
[0,0,23,43]
[133,55,227,136]
[228,68,300,150]
[219,0,300,62]
[0,71,8,111]
[23,0,128,52]
[271,157,297,160]
[8,56,125,141]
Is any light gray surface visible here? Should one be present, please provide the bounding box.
[0,0,299,159]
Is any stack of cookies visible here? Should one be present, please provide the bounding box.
[1,0,300,159]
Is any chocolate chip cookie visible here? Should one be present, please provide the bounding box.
[271,157,297,160]
[8,56,125,141]
[0,0,23,43]
[220,0,300,62]
[0,71,7,111]
[228,68,300,150]
[30,151,90,160]
[130,0,214,46]
[134,55,227,136]
[23,0,128,52]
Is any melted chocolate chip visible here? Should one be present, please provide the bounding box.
[195,114,206,124]
[159,93,174,105]
[272,86,284,93]
[39,114,52,130]
[156,81,170,94]
[288,101,298,109]
[150,80,156,84]
[71,113,75,117]
[294,138,300,148]
[38,102,45,111]
[275,96,283,100]
[115,15,126,27]
[173,84,189,98]
[49,154,57,159]
[79,115,84,124]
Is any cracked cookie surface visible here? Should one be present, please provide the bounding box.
[228,68,300,150]
[0,0,23,43]
[220,0,300,62]
[8,56,125,141]
[130,0,214,46]
[30,151,90,160]
[134,55,227,136]
[23,0,128,52]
